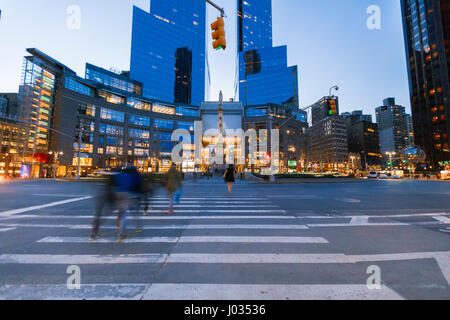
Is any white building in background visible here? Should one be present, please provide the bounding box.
[200,101,244,169]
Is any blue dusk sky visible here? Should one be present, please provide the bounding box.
[0,0,411,119]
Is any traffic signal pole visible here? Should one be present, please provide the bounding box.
[205,0,226,17]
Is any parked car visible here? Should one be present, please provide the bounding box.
[368,171,378,179]
[379,174,389,179]
[391,175,401,179]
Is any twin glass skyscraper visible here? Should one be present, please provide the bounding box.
[130,0,298,110]
[236,0,299,110]
[130,0,208,106]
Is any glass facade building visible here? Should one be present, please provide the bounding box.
[236,0,299,110]
[375,98,409,156]
[130,0,208,105]
[401,0,450,167]
[0,97,7,115]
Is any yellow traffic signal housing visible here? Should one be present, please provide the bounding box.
[329,100,337,115]
[211,17,226,50]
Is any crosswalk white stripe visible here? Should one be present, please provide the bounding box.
[145,201,273,204]
[2,251,448,266]
[308,223,410,227]
[1,252,448,285]
[139,205,279,208]
[0,284,404,300]
[1,215,294,220]
[32,194,89,197]
[350,216,369,225]
[0,284,147,300]
[293,213,450,219]
[119,210,287,213]
[0,196,93,218]
[0,254,166,264]
[37,236,328,244]
[141,283,404,300]
[0,223,308,230]
[433,216,450,224]
[151,198,267,200]
[5,213,450,221]
[166,253,351,263]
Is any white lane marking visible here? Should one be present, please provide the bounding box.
[0,284,403,300]
[142,284,404,300]
[267,195,320,199]
[1,252,449,285]
[38,237,180,243]
[166,253,352,264]
[140,205,279,208]
[308,223,409,227]
[151,198,267,201]
[0,284,147,300]
[37,236,328,244]
[145,201,273,204]
[0,196,93,218]
[293,213,450,219]
[0,228,16,232]
[336,198,361,203]
[4,212,448,222]
[32,194,89,197]
[2,215,294,220]
[0,254,166,264]
[115,210,287,214]
[0,223,308,230]
[350,216,370,225]
[433,216,450,224]
[377,212,450,218]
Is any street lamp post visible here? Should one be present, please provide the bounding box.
[386,152,396,170]
[76,128,82,180]
[329,85,339,97]
[49,151,63,179]
[350,155,355,173]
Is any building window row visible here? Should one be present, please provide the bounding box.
[128,114,150,127]
[100,108,125,122]
[65,77,93,97]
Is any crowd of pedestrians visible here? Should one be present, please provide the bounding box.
[88,164,236,242]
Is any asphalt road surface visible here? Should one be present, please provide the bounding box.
[0,178,449,300]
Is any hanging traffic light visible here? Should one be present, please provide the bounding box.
[211,17,226,50]
[329,99,337,115]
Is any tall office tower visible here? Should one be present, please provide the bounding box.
[130,0,208,105]
[401,0,450,167]
[236,0,299,110]
[406,114,415,146]
[375,98,409,155]
[18,49,74,155]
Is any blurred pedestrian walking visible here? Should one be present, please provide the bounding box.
[89,169,119,241]
[115,165,144,242]
[165,164,182,215]
[223,164,235,195]
[142,174,155,216]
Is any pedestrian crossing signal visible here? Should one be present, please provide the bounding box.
[211,17,226,50]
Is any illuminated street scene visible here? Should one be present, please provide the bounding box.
[0,0,449,302]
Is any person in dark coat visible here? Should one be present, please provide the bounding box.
[165,164,182,214]
[89,169,120,241]
[223,165,236,195]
